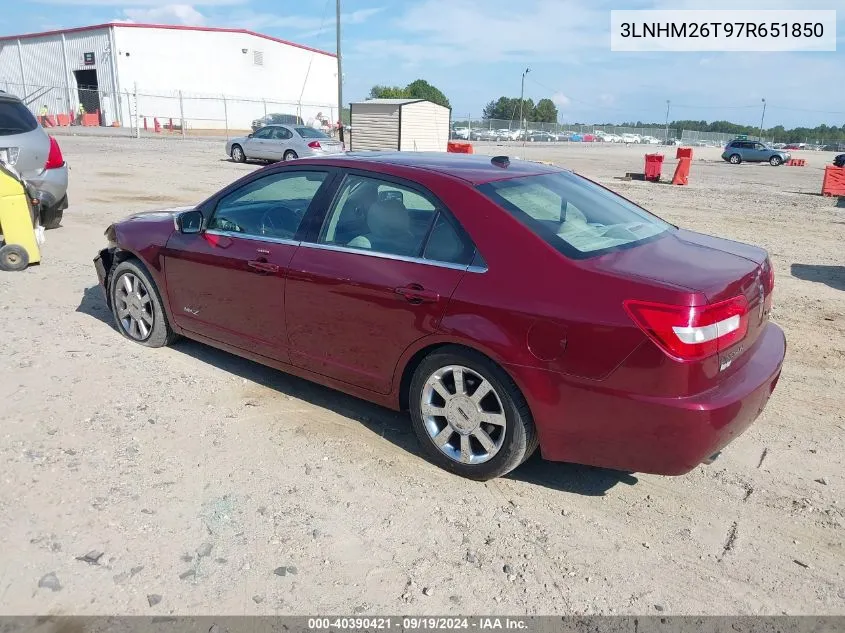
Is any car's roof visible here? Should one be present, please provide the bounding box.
[305,152,565,185]
[0,91,24,104]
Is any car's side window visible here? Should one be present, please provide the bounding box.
[318,174,438,258]
[422,212,475,265]
[253,127,273,139]
[208,171,328,240]
[272,127,292,140]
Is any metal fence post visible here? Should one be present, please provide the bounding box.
[133,83,140,139]
[178,90,185,138]
[222,94,229,140]
[263,98,267,119]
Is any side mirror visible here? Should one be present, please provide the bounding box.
[247,133,254,138]
[176,209,203,234]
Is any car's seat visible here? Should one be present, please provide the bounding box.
[347,198,419,256]
[333,183,379,244]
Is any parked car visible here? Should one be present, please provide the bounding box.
[822,144,845,152]
[93,153,784,480]
[834,154,845,168]
[226,125,344,163]
[451,127,470,140]
[527,131,555,142]
[0,91,68,228]
[251,113,303,132]
[783,143,803,150]
[721,140,791,166]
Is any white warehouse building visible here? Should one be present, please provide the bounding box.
[0,23,339,130]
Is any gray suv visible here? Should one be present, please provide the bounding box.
[721,140,790,166]
[0,91,69,228]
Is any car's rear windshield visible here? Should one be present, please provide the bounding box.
[0,100,38,136]
[295,127,329,139]
[478,171,673,258]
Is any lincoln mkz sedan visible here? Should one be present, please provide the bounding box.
[93,153,785,481]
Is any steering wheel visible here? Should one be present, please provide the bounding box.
[259,205,299,237]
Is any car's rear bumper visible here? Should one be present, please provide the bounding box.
[26,165,68,208]
[526,322,786,475]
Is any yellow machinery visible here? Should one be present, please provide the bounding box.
[0,162,42,272]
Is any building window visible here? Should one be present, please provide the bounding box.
[253,50,264,66]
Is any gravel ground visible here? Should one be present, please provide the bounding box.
[0,137,843,616]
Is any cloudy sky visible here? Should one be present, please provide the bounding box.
[3,0,843,127]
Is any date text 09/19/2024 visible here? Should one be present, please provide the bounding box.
[307,617,529,630]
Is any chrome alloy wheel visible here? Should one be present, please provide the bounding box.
[114,272,154,341]
[420,365,507,465]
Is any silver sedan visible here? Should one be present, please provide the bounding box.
[226,124,344,163]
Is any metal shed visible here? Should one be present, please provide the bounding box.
[349,98,450,152]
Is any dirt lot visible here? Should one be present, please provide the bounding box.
[1,136,843,616]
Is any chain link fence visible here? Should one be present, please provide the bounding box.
[2,81,339,140]
[5,82,843,151]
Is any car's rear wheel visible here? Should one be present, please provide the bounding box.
[769,155,783,166]
[283,150,298,161]
[409,347,538,480]
[40,205,63,230]
[109,259,177,348]
[729,153,742,164]
[231,144,246,163]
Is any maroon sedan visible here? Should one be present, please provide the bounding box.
[93,153,785,480]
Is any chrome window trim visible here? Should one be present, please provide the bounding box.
[300,241,487,273]
[204,229,301,247]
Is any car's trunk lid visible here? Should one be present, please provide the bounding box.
[593,229,771,368]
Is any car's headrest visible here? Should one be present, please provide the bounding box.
[367,198,409,237]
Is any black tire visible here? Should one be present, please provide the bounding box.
[231,144,246,163]
[283,150,298,161]
[409,346,538,481]
[729,153,742,165]
[108,259,177,348]
[769,155,783,166]
[0,244,29,272]
[40,205,63,230]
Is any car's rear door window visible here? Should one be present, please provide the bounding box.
[317,174,475,265]
[0,101,38,136]
[478,171,673,258]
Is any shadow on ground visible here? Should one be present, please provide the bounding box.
[76,285,113,326]
[77,284,634,495]
[790,264,845,292]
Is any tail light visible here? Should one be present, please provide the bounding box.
[624,296,749,362]
[762,257,775,292]
[307,141,322,149]
[45,136,65,169]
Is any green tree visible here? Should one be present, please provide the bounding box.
[404,79,451,109]
[369,85,407,99]
[533,98,558,123]
[368,80,451,109]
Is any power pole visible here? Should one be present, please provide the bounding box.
[336,0,344,143]
[759,98,766,142]
[664,100,670,143]
[519,67,530,146]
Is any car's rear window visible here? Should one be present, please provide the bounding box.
[295,127,329,139]
[0,100,38,136]
[478,171,673,258]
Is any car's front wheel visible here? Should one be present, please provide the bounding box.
[109,259,177,348]
[729,153,742,164]
[769,155,783,166]
[409,347,538,480]
[230,144,246,163]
